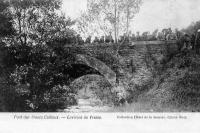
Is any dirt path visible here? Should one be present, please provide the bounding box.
[63,98,182,113]
[64,98,113,112]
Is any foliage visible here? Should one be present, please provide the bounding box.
[7,0,76,46]
[0,0,15,111]
[121,0,142,34]
[77,0,142,42]
[39,85,77,112]
[2,43,77,112]
[111,84,127,106]
[166,51,200,109]
[76,11,110,39]
[182,21,200,35]
[0,0,15,37]
[142,50,200,111]
[0,0,78,112]
[126,79,154,103]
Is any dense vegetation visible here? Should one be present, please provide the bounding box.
[109,21,200,111]
[0,0,79,112]
[144,22,200,111]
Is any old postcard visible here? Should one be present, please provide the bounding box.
[0,0,200,132]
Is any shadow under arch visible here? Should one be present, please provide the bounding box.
[71,54,117,87]
[65,64,102,80]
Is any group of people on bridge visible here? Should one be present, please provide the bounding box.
[74,28,200,54]
[74,28,182,44]
[75,32,114,45]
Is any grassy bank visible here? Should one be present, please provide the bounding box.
[114,50,200,112]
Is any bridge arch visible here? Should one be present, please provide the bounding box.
[73,54,117,86]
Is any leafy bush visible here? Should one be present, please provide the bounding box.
[36,85,77,112]
[174,71,200,108]
[1,43,77,112]
[182,20,200,35]
[0,0,79,112]
[143,51,200,111]
[111,84,127,106]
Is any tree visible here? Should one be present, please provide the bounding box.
[121,0,142,36]
[2,43,77,111]
[8,0,76,46]
[0,0,16,112]
[77,11,112,39]
[86,0,124,43]
[0,0,15,38]
[0,0,78,112]
[182,21,200,35]
[77,0,142,43]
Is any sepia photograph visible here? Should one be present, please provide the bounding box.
[0,0,200,113]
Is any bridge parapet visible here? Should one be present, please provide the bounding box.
[65,40,177,48]
[65,40,178,61]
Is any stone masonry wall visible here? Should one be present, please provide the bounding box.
[65,41,178,84]
[66,41,178,71]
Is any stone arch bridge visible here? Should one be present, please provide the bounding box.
[65,41,178,86]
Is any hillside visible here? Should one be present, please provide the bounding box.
[145,50,200,111]
[112,50,200,112]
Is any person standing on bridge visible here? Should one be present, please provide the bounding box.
[100,36,105,43]
[178,33,190,51]
[85,36,92,44]
[184,34,191,50]
[93,36,100,44]
[191,34,196,50]
[76,34,84,45]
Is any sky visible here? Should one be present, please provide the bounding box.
[62,0,200,33]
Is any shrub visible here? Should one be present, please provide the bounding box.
[111,85,127,106]
[36,85,77,112]
[145,51,200,111]
[173,71,200,108]
[1,43,77,112]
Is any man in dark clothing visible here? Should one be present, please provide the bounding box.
[76,34,84,45]
[191,34,196,50]
[178,33,191,51]
[85,36,92,44]
[175,29,182,40]
[99,36,105,43]
[177,34,185,51]
[93,36,100,43]
[184,34,191,49]
[105,32,114,43]
[105,36,109,43]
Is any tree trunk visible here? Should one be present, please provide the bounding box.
[114,0,117,43]
[126,5,129,36]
